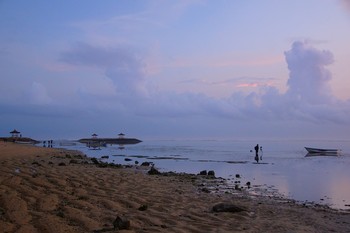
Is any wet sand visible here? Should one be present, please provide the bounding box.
[0,142,349,233]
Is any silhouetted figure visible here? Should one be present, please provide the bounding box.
[260,146,263,160]
[254,144,259,163]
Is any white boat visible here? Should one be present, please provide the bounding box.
[305,147,341,156]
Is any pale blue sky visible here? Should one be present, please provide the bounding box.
[0,0,350,140]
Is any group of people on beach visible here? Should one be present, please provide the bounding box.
[253,144,263,163]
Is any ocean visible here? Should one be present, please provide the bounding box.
[52,139,350,210]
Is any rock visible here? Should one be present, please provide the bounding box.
[199,170,207,175]
[101,155,109,159]
[208,170,215,176]
[135,161,139,165]
[212,203,246,213]
[124,158,132,161]
[58,162,66,166]
[91,158,99,164]
[148,167,161,175]
[141,162,151,167]
[201,187,210,193]
[0,207,5,216]
[246,182,251,187]
[113,216,130,230]
[235,174,241,178]
[138,204,148,211]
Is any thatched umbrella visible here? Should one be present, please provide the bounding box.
[10,129,20,138]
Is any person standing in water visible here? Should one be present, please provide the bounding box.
[254,144,259,163]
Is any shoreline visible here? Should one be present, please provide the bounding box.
[61,140,350,211]
[1,142,349,232]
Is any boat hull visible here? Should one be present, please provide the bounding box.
[305,147,340,156]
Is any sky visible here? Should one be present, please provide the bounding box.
[0,0,350,140]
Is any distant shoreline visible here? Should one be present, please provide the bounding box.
[78,137,142,145]
[0,136,40,144]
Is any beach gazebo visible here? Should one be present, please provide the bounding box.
[91,133,98,139]
[118,133,125,139]
[10,129,20,138]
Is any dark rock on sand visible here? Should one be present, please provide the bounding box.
[212,203,246,213]
[141,162,151,166]
[113,216,130,230]
[32,161,41,166]
[0,207,5,216]
[201,187,210,193]
[198,170,215,177]
[138,204,148,211]
[199,170,207,175]
[91,158,99,164]
[148,167,161,175]
[208,170,215,176]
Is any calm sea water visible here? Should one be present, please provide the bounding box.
[52,139,350,210]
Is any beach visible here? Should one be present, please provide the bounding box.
[0,142,349,233]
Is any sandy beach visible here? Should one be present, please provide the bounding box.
[0,142,349,233]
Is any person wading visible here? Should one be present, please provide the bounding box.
[254,144,259,163]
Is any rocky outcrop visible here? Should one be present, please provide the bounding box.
[212,203,246,213]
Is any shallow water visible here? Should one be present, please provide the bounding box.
[52,139,350,210]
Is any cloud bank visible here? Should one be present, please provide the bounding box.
[60,42,148,97]
[285,41,334,105]
[1,40,349,139]
[57,40,349,126]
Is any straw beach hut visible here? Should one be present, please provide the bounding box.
[10,129,20,138]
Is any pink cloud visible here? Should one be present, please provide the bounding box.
[164,54,284,69]
[236,83,259,88]
[236,81,275,88]
[340,0,350,12]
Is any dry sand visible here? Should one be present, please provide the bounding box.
[0,142,349,233]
